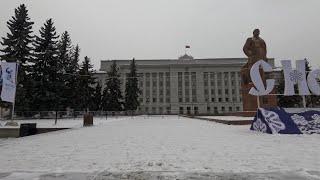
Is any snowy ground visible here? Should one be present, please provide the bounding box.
[0,115,320,179]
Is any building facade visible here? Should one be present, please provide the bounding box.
[95,55,275,115]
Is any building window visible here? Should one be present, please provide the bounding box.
[192,89,196,95]
[194,107,199,115]
[211,98,215,102]
[187,107,191,114]
[166,89,170,96]
[166,107,171,114]
[225,89,229,94]
[145,107,149,113]
[225,98,229,102]
[185,98,189,102]
[229,107,232,112]
[214,107,218,114]
[166,98,170,103]
[179,98,183,103]
[152,107,156,114]
[221,107,225,112]
[153,98,157,103]
[207,106,210,112]
[159,98,163,103]
[219,98,222,102]
[179,107,184,114]
[236,107,240,111]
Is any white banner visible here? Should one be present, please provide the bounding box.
[1,62,17,103]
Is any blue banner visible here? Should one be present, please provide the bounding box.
[250,107,320,134]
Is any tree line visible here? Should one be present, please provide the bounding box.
[0,4,140,116]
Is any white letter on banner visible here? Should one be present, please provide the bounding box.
[307,69,320,95]
[281,60,310,96]
[1,62,17,103]
[249,60,275,96]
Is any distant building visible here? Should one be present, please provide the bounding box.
[95,55,275,115]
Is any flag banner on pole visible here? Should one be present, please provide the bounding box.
[1,62,17,103]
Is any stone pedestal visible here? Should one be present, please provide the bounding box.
[240,67,277,114]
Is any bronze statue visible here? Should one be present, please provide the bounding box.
[242,29,267,84]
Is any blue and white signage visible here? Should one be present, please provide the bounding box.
[250,60,320,96]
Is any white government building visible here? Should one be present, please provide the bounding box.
[95,54,275,115]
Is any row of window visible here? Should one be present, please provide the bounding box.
[138,106,242,114]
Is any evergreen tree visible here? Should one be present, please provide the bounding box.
[124,58,140,113]
[101,61,123,111]
[91,82,102,111]
[77,56,96,111]
[65,45,80,109]
[0,4,34,114]
[57,31,73,108]
[32,19,60,111]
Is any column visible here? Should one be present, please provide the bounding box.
[182,72,185,103]
[222,72,226,102]
[228,72,232,102]
[143,73,146,104]
[214,72,218,103]
[156,72,160,111]
[208,72,212,103]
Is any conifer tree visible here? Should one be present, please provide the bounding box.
[78,56,96,111]
[32,19,60,111]
[0,4,34,113]
[91,82,102,111]
[65,45,80,109]
[124,58,140,113]
[101,61,123,111]
[57,31,73,108]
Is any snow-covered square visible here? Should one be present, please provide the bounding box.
[0,115,319,179]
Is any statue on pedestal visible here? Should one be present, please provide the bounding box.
[240,29,277,113]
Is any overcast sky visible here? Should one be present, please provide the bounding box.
[1,0,319,70]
